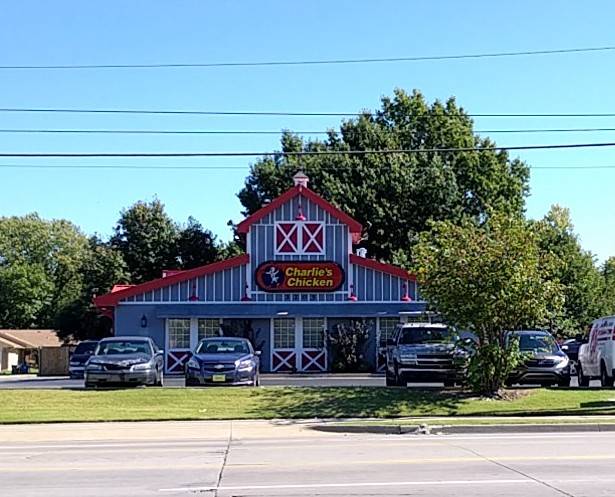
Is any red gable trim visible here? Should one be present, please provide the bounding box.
[236,185,362,237]
[349,254,416,282]
[94,254,250,307]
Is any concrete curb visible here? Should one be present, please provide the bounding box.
[311,423,615,435]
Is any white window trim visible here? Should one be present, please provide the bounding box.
[274,220,325,256]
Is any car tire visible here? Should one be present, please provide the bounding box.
[600,363,614,388]
[155,368,164,387]
[385,373,397,387]
[84,382,96,390]
[558,377,571,388]
[578,365,590,387]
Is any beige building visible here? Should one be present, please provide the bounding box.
[0,330,63,373]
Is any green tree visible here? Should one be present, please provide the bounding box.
[176,217,219,269]
[0,214,89,328]
[413,214,563,395]
[55,238,130,342]
[601,257,615,315]
[111,199,179,282]
[238,89,529,264]
[0,263,54,328]
[533,205,606,337]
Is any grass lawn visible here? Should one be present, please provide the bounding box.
[2,387,615,424]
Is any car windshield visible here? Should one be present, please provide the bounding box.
[96,340,151,356]
[399,327,455,344]
[517,334,559,354]
[196,339,250,354]
[74,342,97,355]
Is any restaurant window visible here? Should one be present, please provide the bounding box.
[273,318,295,349]
[198,319,221,340]
[379,318,400,345]
[167,318,191,349]
[303,318,325,349]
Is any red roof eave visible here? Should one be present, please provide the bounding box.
[236,185,362,239]
[349,254,416,281]
[94,254,250,307]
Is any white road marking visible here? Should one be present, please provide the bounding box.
[162,478,615,492]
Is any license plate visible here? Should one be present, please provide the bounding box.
[212,374,226,383]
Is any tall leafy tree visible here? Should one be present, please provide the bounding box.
[238,89,530,264]
[413,214,563,395]
[55,237,130,342]
[533,205,606,336]
[601,257,615,315]
[176,217,219,269]
[111,199,178,282]
[0,214,89,328]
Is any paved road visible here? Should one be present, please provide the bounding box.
[2,420,615,496]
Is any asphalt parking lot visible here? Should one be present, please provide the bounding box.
[3,420,615,496]
[0,373,599,389]
[0,373,386,389]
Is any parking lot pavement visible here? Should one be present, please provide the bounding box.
[0,372,602,389]
[3,420,615,496]
[0,373,385,389]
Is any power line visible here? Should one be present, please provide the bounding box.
[2,141,615,158]
[0,163,614,171]
[3,107,615,118]
[1,45,614,70]
[2,127,615,136]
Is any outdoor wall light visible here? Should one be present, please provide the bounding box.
[140,315,148,328]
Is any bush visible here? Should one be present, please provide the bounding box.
[325,321,371,373]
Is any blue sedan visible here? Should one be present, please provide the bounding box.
[185,337,260,387]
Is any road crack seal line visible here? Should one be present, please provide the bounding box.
[444,440,577,497]
[209,421,232,497]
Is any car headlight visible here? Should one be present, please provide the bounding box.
[236,359,254,370]
[186,358,200,369]
[86,363,103,371]
[551,356,569,369]
[131,362,153,371]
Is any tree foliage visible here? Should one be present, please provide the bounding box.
[238,89,530,264]
[533,205,607,336]
[413,214,563,394]
[176,217,219,270]
[111,199,179,283]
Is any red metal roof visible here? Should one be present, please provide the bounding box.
[236,185,363,240]
[349,254,416,281]
[94,254,250,307]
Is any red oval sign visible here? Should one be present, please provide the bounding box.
[255,261,344,292]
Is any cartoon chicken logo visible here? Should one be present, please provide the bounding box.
[262,265,284,289]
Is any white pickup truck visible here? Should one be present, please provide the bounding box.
[577,316,615,387]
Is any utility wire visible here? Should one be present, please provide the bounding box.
[1,127,615,135]
[0,45,613,69]
[2,141,615,157]
[0,163,614,170]
[3,107,615,118]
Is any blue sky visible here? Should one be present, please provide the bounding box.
[0,1,613,261]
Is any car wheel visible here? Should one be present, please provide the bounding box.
[558,377,571,388]
[155,368,164,387]
[600,363,614,388]
[578,365,590,387]
[385,373,397,387]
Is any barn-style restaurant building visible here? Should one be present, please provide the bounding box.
[95,173,426,374]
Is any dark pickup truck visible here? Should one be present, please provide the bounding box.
[385,323,472,387]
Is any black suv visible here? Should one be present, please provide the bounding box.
[385,323,472,387]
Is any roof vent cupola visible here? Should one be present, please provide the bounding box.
[293,171,309,188]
